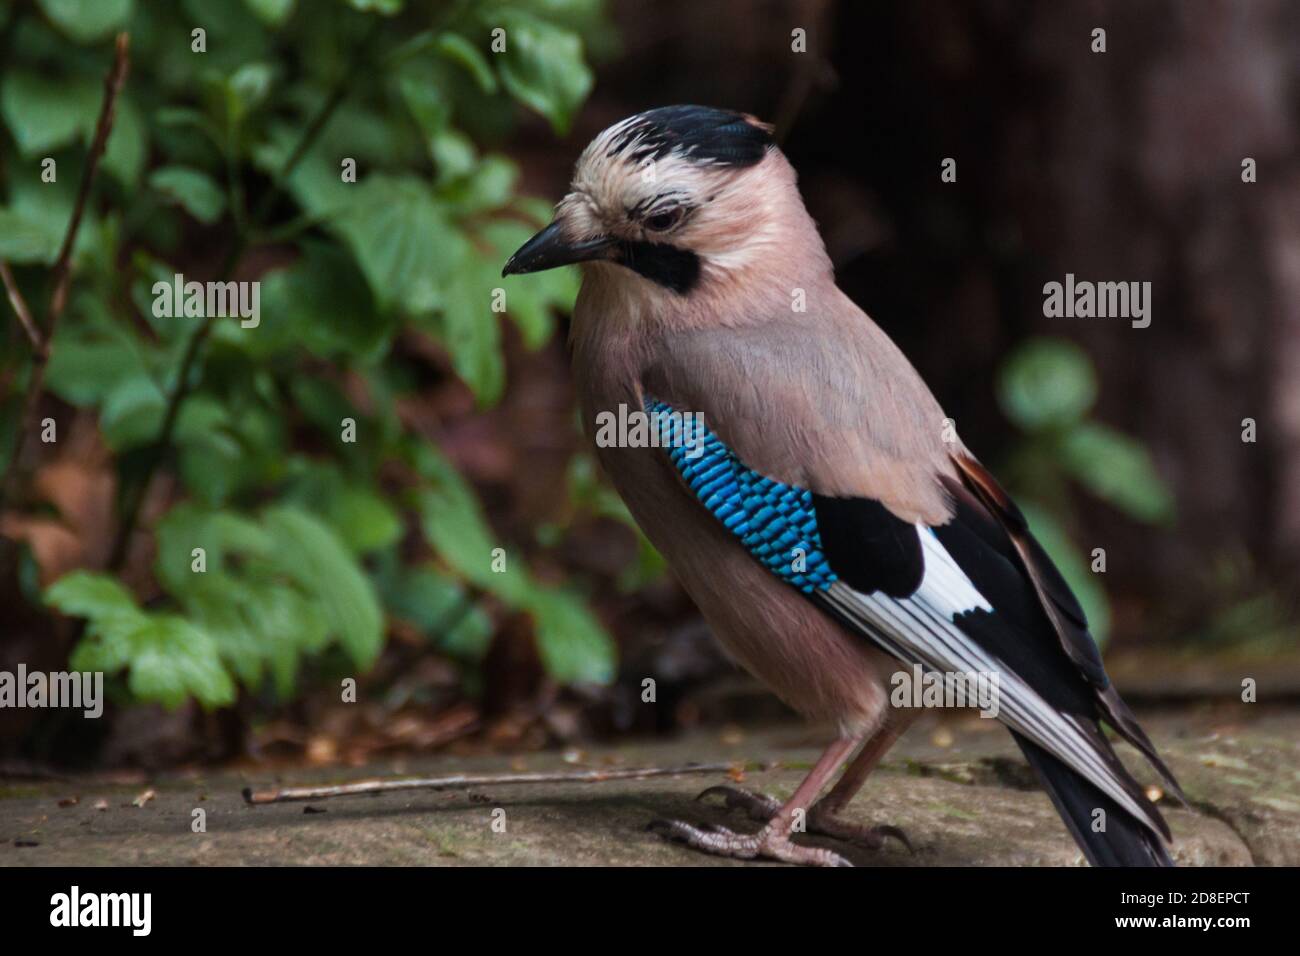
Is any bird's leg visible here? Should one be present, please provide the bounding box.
[650,736,859,866]
[698,714,915,851]
[804,716,913,849]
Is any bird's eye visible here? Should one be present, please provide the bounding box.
[645,208,684,232]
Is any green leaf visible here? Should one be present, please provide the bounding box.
[411,447,615,684]
[283,461,402,553]
[263,506,385,669]
[251,239,389,361]
[150,166,227,224]
[226,62,275,124]
[251,585,332,695]
[0,206,65,264]
[430,128,478,183]
[1017,502,1111,646]
[154,503,274,594]
[436,32,497,93]
[494,11,593,134]
[522,586,615,685]
[439,155,518,215]
[251,101,414,217]
[103,96,147,186]
[48,571,236,709]
[346,0,402,14]
[381,564,492,660]
[0,73,145,186]
[45,298,151,404]
[329,485,403,553]
[413,446,530,602]
[244,0,296,27]
[154,503,382,690]
[1,72,100,154]
[997,338,1098,431]
[1059,422,1176,524]
[181,576,328,697]
[99,374,168,451]
[331,174,470,314]
[0,170,99,266]
[180,579,267,689]
[180,0,276,72]
[483,217,575,347]
[46,570,138,624]
[174,405,281,506]
[397,61,451,145]
[155,106,218,137]
[36,0,133,44]
[438,258,506,404]
[124,615,237,709]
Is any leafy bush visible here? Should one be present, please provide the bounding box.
[996,337,1175,643]
[0,0,620,709]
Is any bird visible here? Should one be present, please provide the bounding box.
[502,104,1185,867]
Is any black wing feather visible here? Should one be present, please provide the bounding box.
[812,494,923,598]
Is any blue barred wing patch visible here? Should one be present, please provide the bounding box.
[646,397,837,592]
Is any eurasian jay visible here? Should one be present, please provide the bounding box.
[503,105,1184,867]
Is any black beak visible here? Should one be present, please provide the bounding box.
[501,221,614,277]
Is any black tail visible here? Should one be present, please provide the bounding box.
[1014,734,1174,867]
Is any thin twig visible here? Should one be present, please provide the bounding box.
[0,33,129,515]
[0,260,41,352]
[243,762,749,805]
[49,34,130,321]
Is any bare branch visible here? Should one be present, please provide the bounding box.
[0,34,130,515]
[242,762,750,806]
[47,32,130,323]
[0,260,41,353]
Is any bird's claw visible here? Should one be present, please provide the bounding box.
[648,818,853,867]
[693,784,914,853]
[807,815,915,853]
[695,784,782,821]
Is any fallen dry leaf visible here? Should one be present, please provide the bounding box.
[719,724,744,746]
[306,735,338,765]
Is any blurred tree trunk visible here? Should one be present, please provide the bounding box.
[805,0,1300,634]
[1003,0,1300,589]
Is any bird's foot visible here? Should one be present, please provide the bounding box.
[806,811,913,852]
[647,818,851,867]
[696,785,913,852]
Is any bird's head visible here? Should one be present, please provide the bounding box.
[503,105,814,299]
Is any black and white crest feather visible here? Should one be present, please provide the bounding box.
[604,105,774,168]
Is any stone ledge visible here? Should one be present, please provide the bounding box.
[0,708,1293,866]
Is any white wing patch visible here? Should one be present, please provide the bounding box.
[817,525,1161,836]
[916,526,991,618]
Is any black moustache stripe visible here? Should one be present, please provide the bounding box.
[615,241,701,295]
